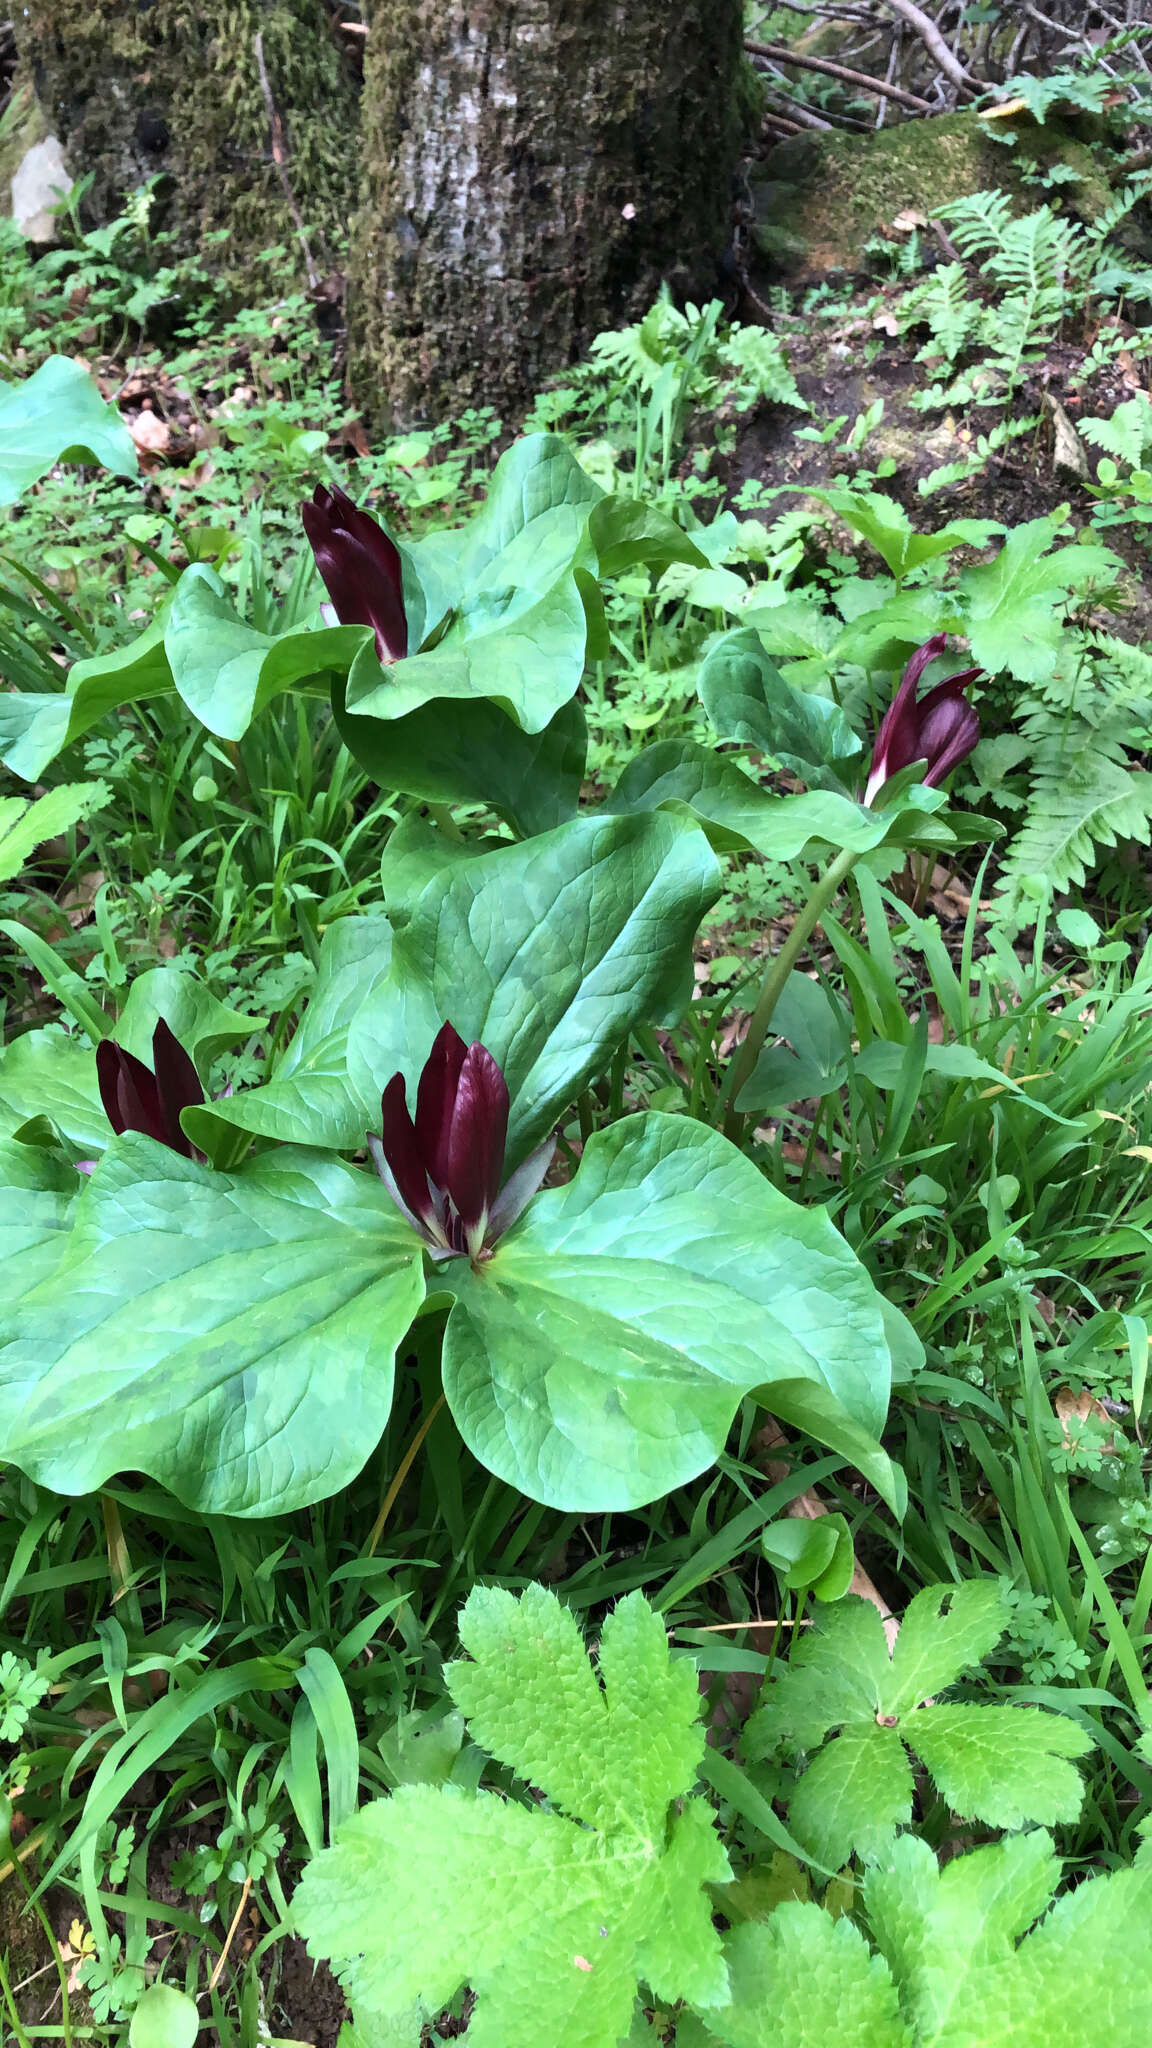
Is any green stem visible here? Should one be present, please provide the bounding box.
[722,845,859,1142]
[428,803,464,843]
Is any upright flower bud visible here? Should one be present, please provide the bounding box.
[370,1022,554,1259]
[301,483,408,665]
[865,634,981,807]
[95,1020,204,1158]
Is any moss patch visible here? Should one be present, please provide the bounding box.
[754,112,1113,275]
[17,1,359,284]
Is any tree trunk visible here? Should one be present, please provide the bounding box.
[16,1,359,282]
[351,0,743,426]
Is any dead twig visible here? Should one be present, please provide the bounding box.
[880,0,979,94]
[745,37,934,114]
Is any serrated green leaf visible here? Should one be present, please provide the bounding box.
[448,1587,704,1839]
[0,780,109,883]
[295,1587,728,2048]
[745,1597,894,1754]
[693,1908,906,2048]
[788,1727,913,1870]
[883,1581,1007,1715]
[908,1704,1090,1828]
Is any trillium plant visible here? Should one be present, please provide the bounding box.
[0,417,995,1527]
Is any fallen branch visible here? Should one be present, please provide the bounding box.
[745,37,934,114]
[880,0,978,94]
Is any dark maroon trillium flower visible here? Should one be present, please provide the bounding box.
[369,1022,556,1260]
[864,633,982,807]
[301,483,408,665]
[95,1020,204,1160]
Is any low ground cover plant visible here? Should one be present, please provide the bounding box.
[2,98,1152,2037]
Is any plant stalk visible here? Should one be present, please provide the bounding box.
[723,845,859,1139]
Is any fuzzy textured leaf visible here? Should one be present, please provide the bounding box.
[295,1586,729,2048]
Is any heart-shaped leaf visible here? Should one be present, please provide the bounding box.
[0,355,138,504]
[0,1141,426,1515]
[435,1114,898,1512]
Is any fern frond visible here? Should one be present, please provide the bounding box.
[994,752,1152,911]
[1080,396,1152,467]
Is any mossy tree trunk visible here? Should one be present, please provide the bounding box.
[351,0,744,426]
[16,1,359,283]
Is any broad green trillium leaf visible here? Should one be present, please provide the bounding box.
[0,617,172,781]
[346,434,603,736]
[436,1114,899,1513]
[0,1029,105,1153]
[698,628,863,792]
[0,1140,426,1515]
[348,812,722,1171]
[333,678,586,838]
[604,739,915,862]
[0,354,138,504]
[0,1138,80,1301]
[187,918,393,1164]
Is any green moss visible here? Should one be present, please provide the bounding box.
[18,0,359,282]
[755,111,1113,274]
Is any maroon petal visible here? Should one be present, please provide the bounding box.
[378,1073,438,1228]
[151,1019,204,1156]
[441,1043,510,1237]
[95,1040,167,1145]
[918,692,980,787]
[865,633,948,799]
[301,484,408,664]
[415,1022,470,1191]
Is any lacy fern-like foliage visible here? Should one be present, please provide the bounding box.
[986,631,1152,918]
[293,1586,729,2048]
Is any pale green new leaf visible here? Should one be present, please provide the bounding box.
[908,1705,1092,1829]
[744,1595,894,1755]
[692,1909,906,2048]
[295,1586,729,2048]
[884,1582,1008,1715]
[959,517,1119,683]
[447,1587,705,1840]
[787,1727,914,1871]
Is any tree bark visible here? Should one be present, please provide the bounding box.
[16,1,359,281]
[351,0,744,426]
